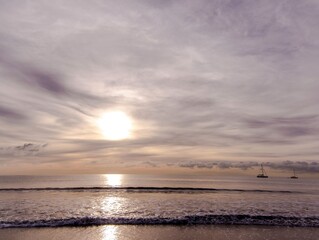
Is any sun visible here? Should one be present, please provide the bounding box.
[97,111,132,140]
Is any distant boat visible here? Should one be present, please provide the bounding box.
[290,169,298,179]
[257,164,268,178]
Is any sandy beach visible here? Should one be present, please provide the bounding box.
[0,225,318,240]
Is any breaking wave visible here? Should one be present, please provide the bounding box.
[1,215,318,228]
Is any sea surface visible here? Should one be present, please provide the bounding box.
[0,174,318,228]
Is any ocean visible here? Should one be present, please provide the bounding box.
[0,174,318,229]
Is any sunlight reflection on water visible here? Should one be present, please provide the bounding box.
[103,174,123,187]
[101,196,123,213]
[100,175,125,215]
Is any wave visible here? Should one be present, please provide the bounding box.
[0,187,298,194]
[1,215,318,228]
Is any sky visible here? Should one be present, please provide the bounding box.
[0,0,319,176]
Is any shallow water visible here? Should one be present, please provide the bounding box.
[0,175,318,228]
[1,225,319,240]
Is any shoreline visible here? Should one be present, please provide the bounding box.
[0,225,318,240]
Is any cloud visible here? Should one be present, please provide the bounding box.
[0,0,319,173]
[263,160,319,173]
[0,53,101,100]
[176,160,319,173]
[0,143,48,157]
[178,161,258,171]
[243,115,319,137]
[0,105,27,120]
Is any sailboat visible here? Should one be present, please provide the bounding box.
[257,164,268,178]
[290,169,298,179]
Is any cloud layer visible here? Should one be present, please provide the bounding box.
[176,160,319,173]
[0,0,319,174]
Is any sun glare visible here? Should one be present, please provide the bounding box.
[105,174,122,187]
[98,111,132,140]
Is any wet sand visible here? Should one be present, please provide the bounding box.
[0,225,318,240]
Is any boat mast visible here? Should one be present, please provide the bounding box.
[261,164,266,175]
[257,163,268,178]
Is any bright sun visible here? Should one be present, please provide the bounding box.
[98,111,132,140]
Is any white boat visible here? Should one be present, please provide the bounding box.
[290,169,298,179]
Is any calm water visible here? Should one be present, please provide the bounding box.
[0,175,318,228]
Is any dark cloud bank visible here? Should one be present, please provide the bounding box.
[176,160,319,174]
[0,143,48,156]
